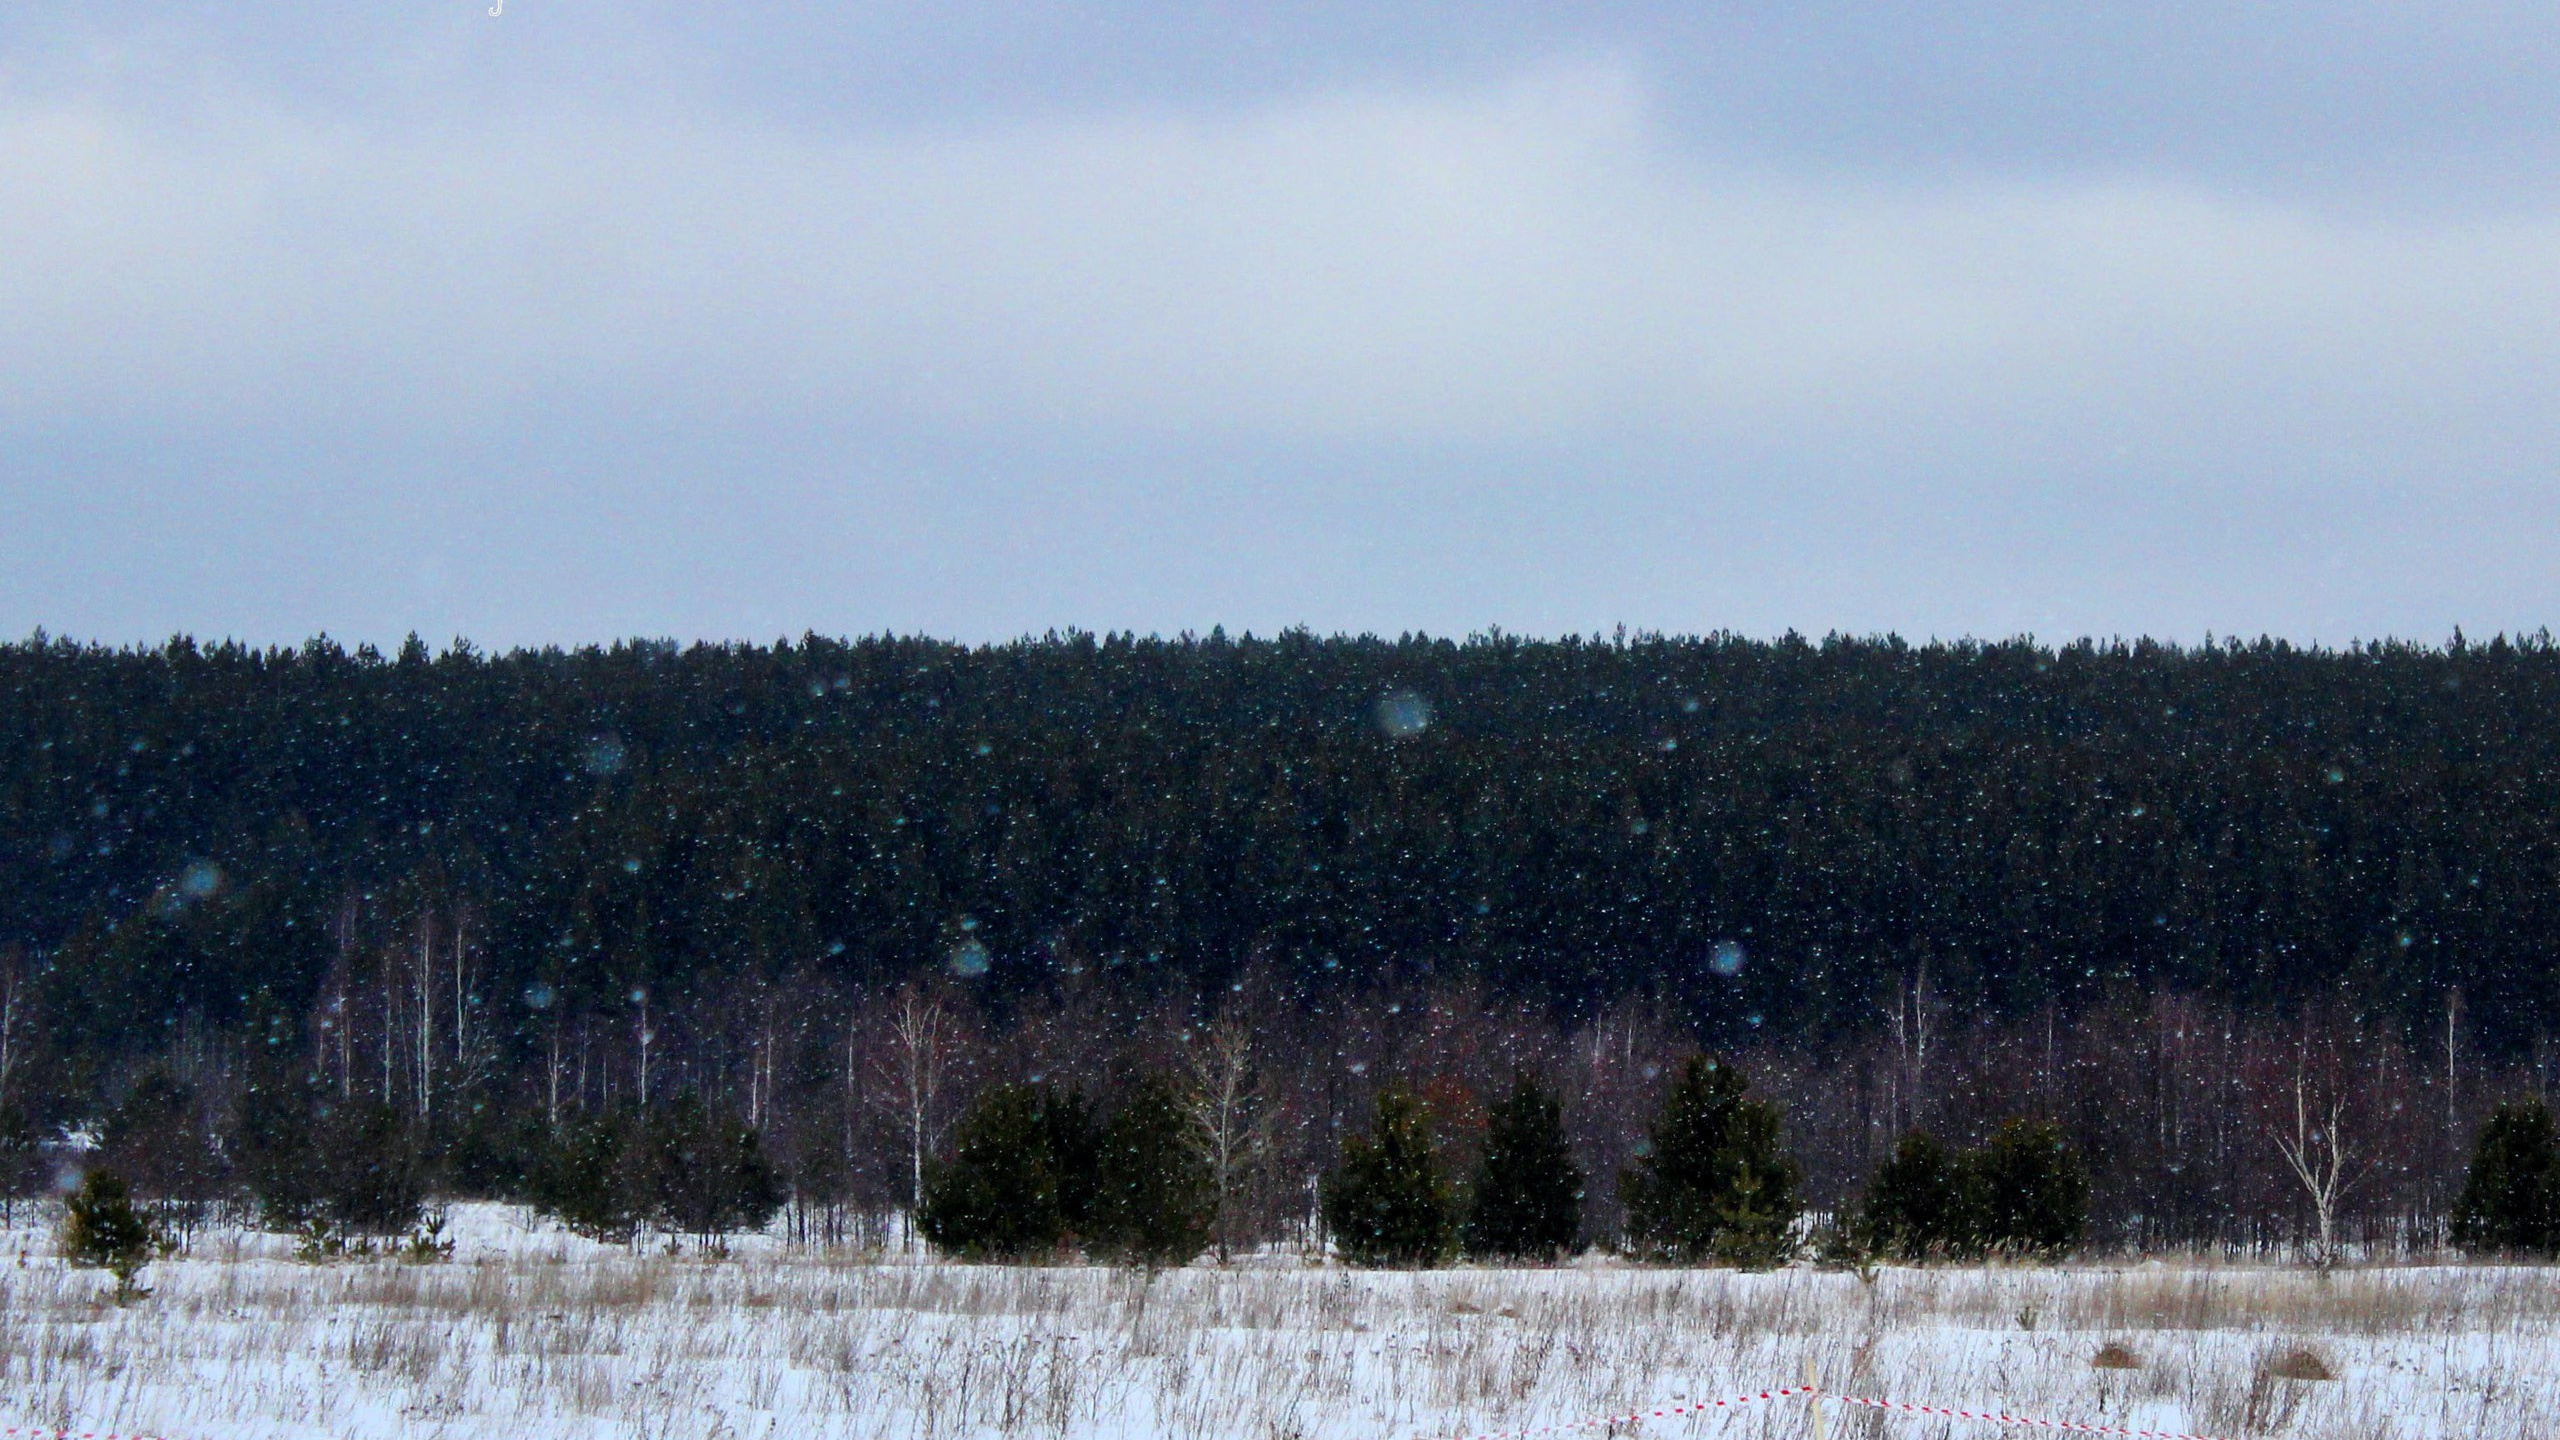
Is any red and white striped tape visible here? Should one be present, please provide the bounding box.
[1446,1385,1825,1440]
[1445,1385,1820,1440]
[1837,1394,2232,1440]
[3,1428,180,1440]
[1436,1388,2236,1440]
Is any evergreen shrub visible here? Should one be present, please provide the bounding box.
[1463,1076,1582,1261]
[1973,1118,2089,1258]
[647,1095,785,1249]
[1859,1130,1967,1260]
[530,1112,643,1243]
[62,1169,160,1303]
[1619,1056,1800,1267]
[1323,1090,1456,1267]
[920,1084,1081,1260]
[1092,1074,1216,1267]
[1858,1118,2089,1261]
[2453,1100,2560,1256]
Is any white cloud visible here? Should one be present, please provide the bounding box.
[4,57,2559,454]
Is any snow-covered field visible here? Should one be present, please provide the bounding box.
[0,1205,2548,1440]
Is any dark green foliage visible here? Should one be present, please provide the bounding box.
[919,1085,1090,1260]
[319,1102,427,1238]
[2453,1100,2560,1255]
[235,1074,423,1241]
[1859,1120,2089,1261]
[101,1064,225,1206]
[12,631,2560,1091]
[1091,1075,1216,1267]
[1463,1076,1582,1261]
[1323,1090,1456,1267]
[16,630,2560,1247]
[1620,1056,1800,1267]
[0,1105,44,1226]
[1973,1119,2090,1258]
[529,1113,643,1243]
[1039,1088,1106,1246]
[443,1105,547,1201]
[646,1095,785,1247]
[1859,1131,1967,1261]
[61,1170,159,1301]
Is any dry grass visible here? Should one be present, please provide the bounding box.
[2091,1341,2142,1370]
[0,1210,2550,1439]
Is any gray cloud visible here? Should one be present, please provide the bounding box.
[2,19,2557,648]
[9,59,2558,444]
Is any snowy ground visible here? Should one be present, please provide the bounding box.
[0,1205,2548,1440]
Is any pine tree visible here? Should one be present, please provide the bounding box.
[1323,1090,1456,1267]
[1092,1074,1216,1268]
[1463,1076,1582,1261]
[1619,1056,1800,1267]
[1860,1131,1968,1261]
[1971,1118,2088,1259]
[920,1085,1073,1260]
[1040,1088,1106,1248]
[320,1101,427,1239]
[530,1113,643,1244]
[0,1105,41,1227]
[648,1095,784,1250]
[62,1170,159,1303]
[2453,1100,2560,1256]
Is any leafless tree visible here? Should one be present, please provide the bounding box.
[883,985,956,1221]
[634,988,655,1109]
[1186,1011,1274,1262]
[2269,1019,2382,1268]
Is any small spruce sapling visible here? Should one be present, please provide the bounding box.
[1859,1130,1968,1261]
[62,1170,161,1303]
[529,1112,644,1244]
[1972,1118,2089,1259]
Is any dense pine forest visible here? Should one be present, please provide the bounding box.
[5,627,2559,1253]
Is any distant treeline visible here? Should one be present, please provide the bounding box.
[8,628,2559,1058]
[4,627,2560,1246]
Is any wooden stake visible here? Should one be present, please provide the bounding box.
[1805,1359,1826,1440]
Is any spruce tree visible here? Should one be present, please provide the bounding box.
[62,1170,159,1303]
[1093,1074,1216,1268]
[1619,1056,1800,1267]
[1463,1076,1582,1261]
[2453,1100,2560,1255]
[1323,1090,1456,1267]
[1971,1119,2088,1259]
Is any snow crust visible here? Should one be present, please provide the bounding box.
[0,1204,2543,1440]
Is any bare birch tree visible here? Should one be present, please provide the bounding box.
[884,986,954,1222]
[2269,1021,2379,1269]
[1186,1012,1274,1262]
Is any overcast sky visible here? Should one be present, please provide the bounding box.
[4,3,2556,650]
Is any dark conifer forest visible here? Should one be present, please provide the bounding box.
[5,627,2558,1252]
